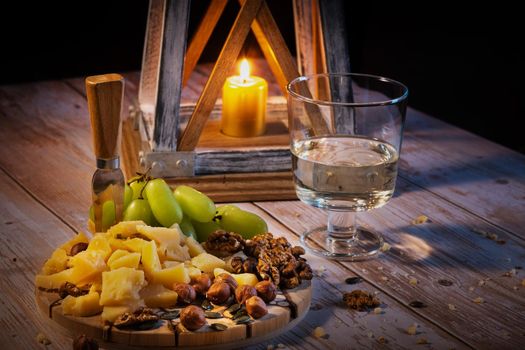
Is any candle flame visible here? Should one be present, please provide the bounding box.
[240,59,250,80]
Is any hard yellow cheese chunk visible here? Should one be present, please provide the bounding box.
[41,248,69,275]
[186,236,205,257]
[109,253,141,270]
[141,240,161,281]
[67,250,107,285]
[86,234,112,261]
[107,249,129,266]
[106,221,146,239]
[59,231,89,255]
[36,268,76,290]
[192,253,226,273]
[154,263,190,287]
[140,284,178,308]
[62,292,103,317]
[99,267,146,306]
[214,268,259,287]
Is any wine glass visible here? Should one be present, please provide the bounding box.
[287,73,408,260]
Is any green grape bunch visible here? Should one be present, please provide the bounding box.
[89,172,268,242]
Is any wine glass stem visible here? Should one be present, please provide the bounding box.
[327,210,357,241]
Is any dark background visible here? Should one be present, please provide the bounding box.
[1,1,523,153]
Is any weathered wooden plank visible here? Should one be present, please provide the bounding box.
[153,0,190,151]
[138,0,166,113]
[0,81,94,231]
[255,177,525,349]
[292,0,315,76]
[318,0,354,134]
[177,0,264,152]
[402,108,525,237]
[0,170,74,350]
[234,203,467,350]
[183,0,228,86]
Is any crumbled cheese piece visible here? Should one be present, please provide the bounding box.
[380,243,391,252]
[294,212,301,218]
[377,266,383,271]
[377,336,388,344]
[416,337,429,344]
[373,307,383,314]
[473,297,484,304]
[407,324,418,335]
[314,265,326,277]
[36,333,51,345]
[469,286,475,292]
[367,331,374,338]
[313,326,326,338]
[409,278,418,286]
[478,280,485,286]
[277,344,286,349]
[381,276,389,281]
[448,303,456,311]
[513,286,519,291]
[487,233,498,241]
[411,215,429,225]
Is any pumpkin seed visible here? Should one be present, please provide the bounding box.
[161,307,179,313]
[235,315,252,324]
[210,323,228,331]
[201,299,213,310]
[204,311,222,319]
[345,277,362,285]
[409,301,427,308]
[161,310,180,320]
[226,303,241,314]
[438,279,453,287]
[233,309,248,320]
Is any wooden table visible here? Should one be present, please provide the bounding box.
[1,67,524,350]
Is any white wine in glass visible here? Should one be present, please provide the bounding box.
[287,73,408,260]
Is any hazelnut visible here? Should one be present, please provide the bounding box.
[235,284,257,304]
[172,283,196,305]
[255,280,277,303]
[191,274,211,295]
[246,296,268,319]
[180,305,206,331]
[206,282,231,304]
[70,242,88,256]
[215,273,238,292]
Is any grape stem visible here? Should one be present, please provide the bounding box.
[126,167,152,186]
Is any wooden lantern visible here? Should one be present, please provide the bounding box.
[121,0,349,202]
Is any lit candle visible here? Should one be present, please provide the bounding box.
[221,59,268,137]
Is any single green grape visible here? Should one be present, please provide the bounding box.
[129,176,148,200]
[215,205,268,238]
[124,184,132,209]
[89,200,116,232]
[179,215,198,241]
[192,219,221,242]
[123,198,155,226]
[216,204,240,217]
[173,185,216,223]
[145,178,183,227]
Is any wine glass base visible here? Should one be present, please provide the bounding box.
[300,226,384,261]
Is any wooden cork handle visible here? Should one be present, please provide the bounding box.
[85,74,124,159]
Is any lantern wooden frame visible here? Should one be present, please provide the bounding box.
[122,0,348,201]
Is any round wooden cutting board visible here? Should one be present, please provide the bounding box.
[36,281,311,349]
